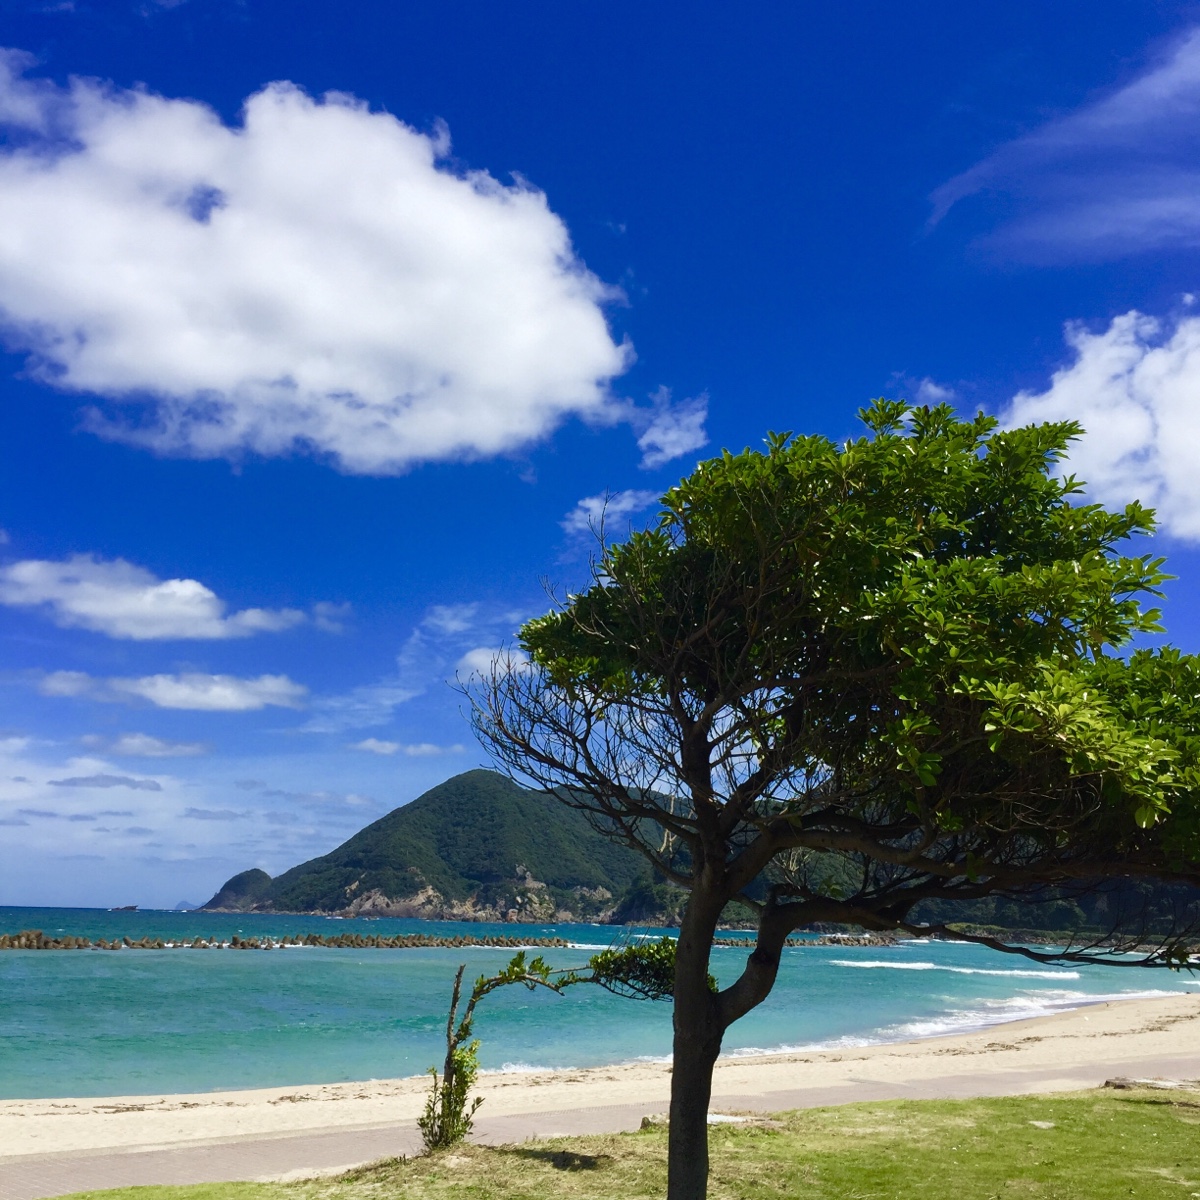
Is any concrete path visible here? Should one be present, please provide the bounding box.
[0,1053,1192,1200]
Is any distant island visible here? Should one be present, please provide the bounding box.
[201,769,685,923]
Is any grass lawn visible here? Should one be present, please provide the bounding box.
[58,1089,1200,1200]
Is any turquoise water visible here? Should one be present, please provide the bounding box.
[2,907,1196,1099]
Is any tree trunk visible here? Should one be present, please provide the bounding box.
[667,886,725,1200]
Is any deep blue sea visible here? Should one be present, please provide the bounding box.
[2,906,1196,1099]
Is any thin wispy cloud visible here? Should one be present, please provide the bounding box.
[350,738,465,756]
[49,773,162,791]
[302,681,421,734]
[303,602,526,733]
[931,28,1200,260]
[82,733,209,758]
[561,489,660,536]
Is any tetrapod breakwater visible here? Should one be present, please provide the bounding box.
[0,929,574,951]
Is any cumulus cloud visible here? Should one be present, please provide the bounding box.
[0,554,308,639]
[931,28,1200,260]
[110,673,307,711]
[49,773,162,791]
[561,489,660,536]
[0,51,631,473]
[1003,309,1200,541]
[38,670,308,710]
[635,388,709,468]
[351,737,400,755]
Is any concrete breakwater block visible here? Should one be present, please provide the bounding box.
[0,928,574,951]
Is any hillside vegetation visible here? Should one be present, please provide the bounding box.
[201,770,664,921]
[202,768,1197,931]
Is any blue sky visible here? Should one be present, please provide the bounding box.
[3,1,1200,907]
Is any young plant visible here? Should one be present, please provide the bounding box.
[419,951,569,1151]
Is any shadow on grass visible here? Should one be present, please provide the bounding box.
[502,1148,613,1171]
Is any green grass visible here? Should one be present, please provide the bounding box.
[58,1089,1200,1200]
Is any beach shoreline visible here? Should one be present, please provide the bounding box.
[2,991,1197,1160]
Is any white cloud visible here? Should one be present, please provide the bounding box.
[349,737,464,756]
[108,733,208,757]
[303,682,420,734]
[111,673,307,711]
[635,388,709,468]
[1003,309,1200,541]
[39,669,92,697]
[0,51,631,473]
[456,646,529,676]
[401,742,466,757]
[915,377,956,404]
[0,554,306,639]
[312,601,351,634]
[39,670,308,710]
[421,603,481,635]
[302,601,527,733]
[561,489,660,536]
[931,28,1200,260]
[351,737,400,755]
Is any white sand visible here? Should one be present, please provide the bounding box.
[2,992,1197,1158]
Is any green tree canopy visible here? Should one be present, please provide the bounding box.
[472,401,1200,1200]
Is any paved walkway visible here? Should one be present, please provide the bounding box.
[1,1052,1193,1200]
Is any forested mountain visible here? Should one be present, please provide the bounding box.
[201,769,667,921]
[202,768,1197,933]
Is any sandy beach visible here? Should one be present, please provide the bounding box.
[2,991,1197,1160]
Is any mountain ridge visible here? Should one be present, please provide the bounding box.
[201,769,678,922]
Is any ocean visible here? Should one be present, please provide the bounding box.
[2,906,1195,1099]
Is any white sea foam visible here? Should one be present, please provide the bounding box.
[720,986,1182,1058]
[830,959,1081,979]
[878,987,1179,1041]
[722,1034,879,1058]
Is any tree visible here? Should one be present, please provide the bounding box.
[472,402,1200,1200]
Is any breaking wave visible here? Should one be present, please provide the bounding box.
[830,959,1081,979]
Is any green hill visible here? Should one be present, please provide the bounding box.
[200,769,658,921]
